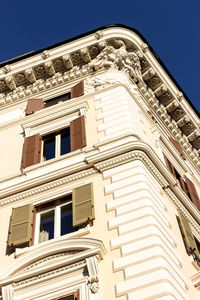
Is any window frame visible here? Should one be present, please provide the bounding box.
[34,194,75,245]
[41,126,71,162]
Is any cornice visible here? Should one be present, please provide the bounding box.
[0,27,199,155]
[0,136,199,236]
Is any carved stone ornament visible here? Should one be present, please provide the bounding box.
[95,30,103,40]
[90,282,100,293]
[3,65,11,74]
[41,50,50,59]
[88,39,143,83]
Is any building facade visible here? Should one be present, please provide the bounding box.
[0,25,200,299]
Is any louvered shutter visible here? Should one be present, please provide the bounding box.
[178,211,200,261]
[163,153,176,176]
[70,116,86,151]
[21,134,42,168]
[169,137,186,160]
[8,204,34,247]
[184,176,200,210]
[71,81,84,98]
[72,183,94,227]
[26,98,44,115]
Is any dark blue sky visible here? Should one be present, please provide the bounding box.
[1,0,199,113]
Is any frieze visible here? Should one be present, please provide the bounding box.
[17,251,81,274]
[12,260,86,287]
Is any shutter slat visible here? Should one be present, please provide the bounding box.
[184,176,200,210]
[169,137,186,160]
[8,204,34,247]
[73,183,94,227]
[71,81,84,98]
[22,134,42,168]
[70,116,86,151]
[26,98,44,115]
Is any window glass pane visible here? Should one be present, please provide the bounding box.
[61,128,71,155]
[40,209,54,242]
[43,135,55,160]
[61,203,75,235]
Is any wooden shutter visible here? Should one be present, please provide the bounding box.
[184,176,200,210]
[8,204,34,247]
[178,211,200,261]
[21,134,42,168]
[71,81,84,98]
[72,183,94,227]
[169,137,186,160]
[70,116,86,151]
[26,98,44,115]
[163,153,176,176]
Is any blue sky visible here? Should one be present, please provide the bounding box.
[1,0,199,113]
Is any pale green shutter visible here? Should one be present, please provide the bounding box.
[178,211,200,261]
[8,204,34,247]
[72,183,94,227]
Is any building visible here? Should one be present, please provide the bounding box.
[0,24,200,299]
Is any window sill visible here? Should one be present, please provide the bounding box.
[15,225,90,258]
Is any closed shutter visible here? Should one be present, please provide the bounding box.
[8,204,34,247]
[26,98,44,115]
[71,81,84,98]
[72,183,94,227]
[169,137,186,160]
[21,134,42,168]
[178,211,200,261]
[70,116,86,151]
[184,176,200,210]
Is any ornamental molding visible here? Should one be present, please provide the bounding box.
[0,29,199,155]
[0,136,199,236]
[0,238,106,288]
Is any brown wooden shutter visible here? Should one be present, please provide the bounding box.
[184,176,200,210]
[169,137,186,160]
[71,81,84,98]
[70,116,86,151]
[8,204,34,247]
[26,98,44,115]
[163,153,176,176]
[21,134,42,168]
[178,211,200,261]
[72,183,94,227]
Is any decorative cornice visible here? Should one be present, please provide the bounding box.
[0,30,199,153]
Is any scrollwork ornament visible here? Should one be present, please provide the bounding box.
[90,282,99,293]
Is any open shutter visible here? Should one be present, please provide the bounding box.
[184,176,200,210]
[178,211,200,261]
[72,183,94,227]
[8,204,34,247]
[21,134,42,168]
[70,116,86,151]
[163,154,176,176]
[26,98,44,115]
[169,137,186,160]
[71,81,84,98]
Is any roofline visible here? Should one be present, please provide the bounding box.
[0,24,199,117]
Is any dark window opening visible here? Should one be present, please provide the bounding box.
[61,128,71,155]
[43,134,56,160]
[45,92,71,108]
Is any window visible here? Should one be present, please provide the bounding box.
[8,183,94,248]
[42,127,71,161]
[45,92,71,108]
[26,81,84,115]
[21,115,86,168]
[177,211,200,266]
[163,154,200,210]
[34,195,76,244]
[52,292,79,300]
